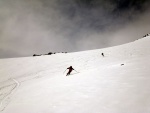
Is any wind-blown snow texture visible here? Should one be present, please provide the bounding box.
[0,36,150,113]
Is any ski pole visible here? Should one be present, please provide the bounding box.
[74,69,79,73]
[63,69,67,74]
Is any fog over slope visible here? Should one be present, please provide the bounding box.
[0,0,150,58]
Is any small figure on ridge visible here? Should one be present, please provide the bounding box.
[101,53,104,57]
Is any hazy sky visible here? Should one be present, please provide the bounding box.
[0,0,150,58]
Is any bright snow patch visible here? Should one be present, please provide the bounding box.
[0,36,150,113]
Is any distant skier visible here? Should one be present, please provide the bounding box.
[66,66,75,76]
[101,53,104,57]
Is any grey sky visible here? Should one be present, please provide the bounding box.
[0,0,150,58]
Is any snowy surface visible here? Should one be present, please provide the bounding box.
[0,36,150,113]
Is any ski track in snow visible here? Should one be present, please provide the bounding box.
[0,78,20,112]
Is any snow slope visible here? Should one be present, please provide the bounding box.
[0,36,150,113]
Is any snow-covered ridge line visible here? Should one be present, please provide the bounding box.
[0,35,149,60]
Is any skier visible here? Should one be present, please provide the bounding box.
[102,53,104,57]
[66,66,75,76]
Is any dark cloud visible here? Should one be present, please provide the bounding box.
[55,0,150,30]
[0,0,150,58]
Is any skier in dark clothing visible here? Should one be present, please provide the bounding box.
[66,66,74,76]
[102,53,104,57]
